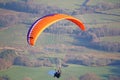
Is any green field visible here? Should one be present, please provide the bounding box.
[0,23,77,49]
[34,0,120,9]
[34,0,84,10]
[87,0,120,5]
[0,24,27,47]
[76,13,120,25]
[0,65,119,80]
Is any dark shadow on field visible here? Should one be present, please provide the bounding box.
[100,66,120,80]
[67,35,100,51]
[110,66,120,76]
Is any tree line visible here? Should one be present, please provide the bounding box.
[75,26,120,52]
[0,49,120,71]
[0,49,53,70]
[0,0,66,14]
[65,53,120,67]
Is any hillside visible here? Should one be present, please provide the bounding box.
[0,0,120,80]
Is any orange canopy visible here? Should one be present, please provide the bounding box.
[27,13,85,46]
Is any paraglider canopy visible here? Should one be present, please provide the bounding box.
[27,13,85,46]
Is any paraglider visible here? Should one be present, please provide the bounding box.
[27,13,86,78]
[27,13,85,46]
[54,66,62,78]
[48,67,61,78]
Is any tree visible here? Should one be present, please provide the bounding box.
[0,49,17,70]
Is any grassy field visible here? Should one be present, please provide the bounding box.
[0,24,27,47]
[77,13,120,24]
[34,0,84,10]
[101,8,120,15]
[0,65,119,80]
[34,0,120,9]
[87,0,120,5]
